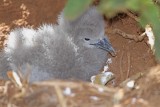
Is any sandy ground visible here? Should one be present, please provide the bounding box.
[0,0,159,107]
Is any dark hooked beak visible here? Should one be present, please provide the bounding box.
[90,38,116,56]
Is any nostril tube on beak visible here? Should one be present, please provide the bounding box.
[90,38,116,56]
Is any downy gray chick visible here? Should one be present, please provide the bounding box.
[2,6,115,82]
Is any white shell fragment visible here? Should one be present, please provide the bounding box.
[126,80,135,89]
[63,87,75,97]
[97,87,104,92]
[103,65,109,73]
[107,58,112,64]
[63,87,71,95]
[102,58,112,73]
[145,25,155,52]
[90,96,99,101]
[91,72,115,85]
[91,76,96,83]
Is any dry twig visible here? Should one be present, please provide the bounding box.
[126,52,131,78]
[111,29,146,42]
[54,85,67,107]
[125,10,139,22]
[119,72,144,87]
[120,52,124,81]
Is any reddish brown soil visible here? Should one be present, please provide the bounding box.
[0,0,66,48]
[106,16,157,85]
[0,0,159,107]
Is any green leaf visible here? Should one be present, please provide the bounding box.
[99,0,127,17]
[64,0,92,21]
[154,27,160,62]
[126,0,140,11]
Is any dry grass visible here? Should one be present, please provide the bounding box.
[0,65,160,107]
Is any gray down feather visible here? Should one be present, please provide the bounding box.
[0,6,115,82]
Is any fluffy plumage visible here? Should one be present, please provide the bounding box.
[0,6,115,82]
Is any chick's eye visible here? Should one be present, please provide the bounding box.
[84,38,90,41]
